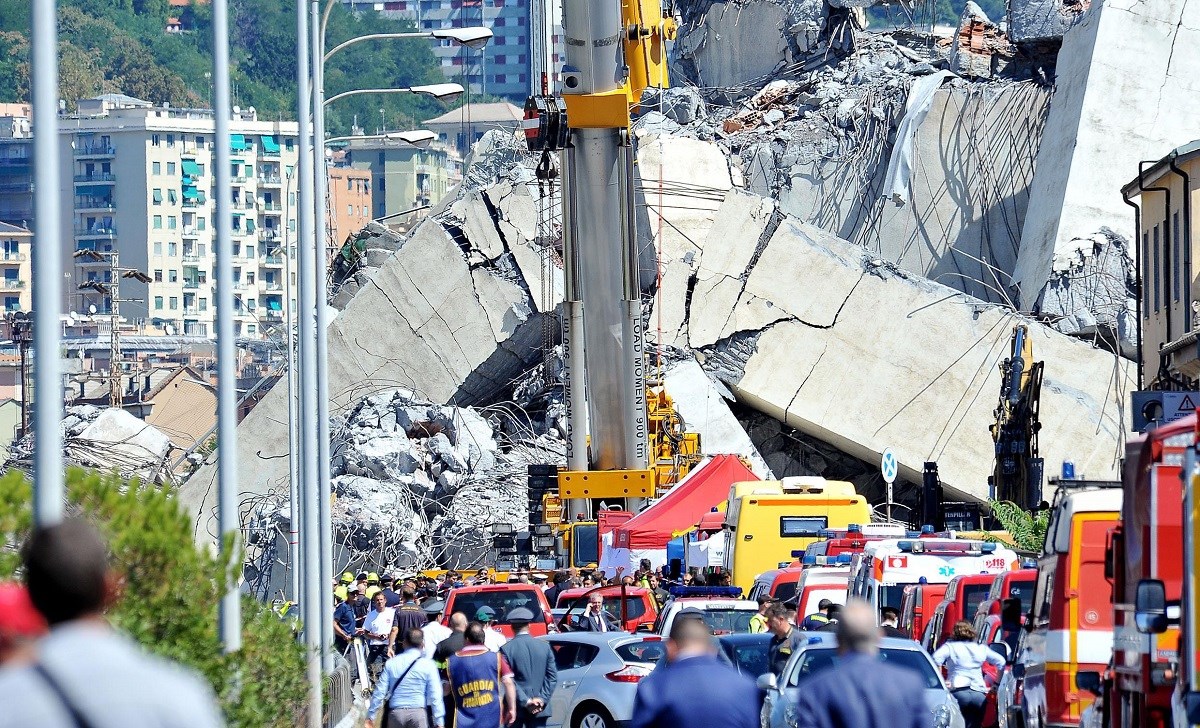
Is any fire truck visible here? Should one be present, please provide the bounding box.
[847,537,1019,616]
[1015,482,1121,728]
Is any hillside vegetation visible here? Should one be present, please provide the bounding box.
[0,0,453,136]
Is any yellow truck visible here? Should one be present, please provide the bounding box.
[723,477,871,594]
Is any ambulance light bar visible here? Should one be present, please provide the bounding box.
[805,554,853,566]
[895,540,996,555]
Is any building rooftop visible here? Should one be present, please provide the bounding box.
[1122,139,1200,195]
[424,102,524,126]
[0,222,31,234]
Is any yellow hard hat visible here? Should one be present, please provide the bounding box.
[340,572,354,584]
[365,585,382,599]
[367,572,380,584]
[334,586,348,602]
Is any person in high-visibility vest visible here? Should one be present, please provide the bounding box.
[748,594,774,634]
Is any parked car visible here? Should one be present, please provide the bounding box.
[717,633,774,681]
[441,584,555,637]
[542,632,666,728]
[555,585,658,632]
[655,587,758,636]
[758,633,965,728]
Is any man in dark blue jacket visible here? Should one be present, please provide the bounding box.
[631,615,759,728]
[794,600,931,728]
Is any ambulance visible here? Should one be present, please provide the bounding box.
[723,477,871,594]
[847,537,1020,616]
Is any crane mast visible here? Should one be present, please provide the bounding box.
[525,0,692,525]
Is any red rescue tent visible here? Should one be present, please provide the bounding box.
[612,455,759,550]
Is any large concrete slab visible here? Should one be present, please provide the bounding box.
[1013,0,1200,308]
[662,358,772,477]
[180,193,551,541]
[670,191,1132,499]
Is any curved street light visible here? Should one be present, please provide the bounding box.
[323,26,493,62]
[323,83,464,108]
[323,129,438,149]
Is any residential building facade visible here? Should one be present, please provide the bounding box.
[0,222,32,312]
[8,93,302,341]
[327,165,373,246]
[0,114,33,229]
[344,139,460,222]
[1123,140,1200,387]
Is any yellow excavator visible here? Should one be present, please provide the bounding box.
[989,324,1045,510]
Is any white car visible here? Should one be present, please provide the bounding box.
[542,632,666,728]
[758,633,965,728]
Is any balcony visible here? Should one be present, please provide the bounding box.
[263,282,283,291]
[183,306,201,315]
[258,175,282,186]
[183,281,201,290]
[0,279,26,290]
[182,253,201,263]
[259,230,280,243]
[73,173,116,184]
[75,226,117,238]
[182,227,199,238]
[0,207,32,222]
[183,322,208,337]
[0,253,27,263]
[0,155,31,167]
[0,181,32,193]
[264,309,283,322]
[260,202,282,213]
[263,255,283,266]
[73,144,116,158]
[74,197,115,212]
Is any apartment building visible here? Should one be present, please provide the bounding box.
[0,114,33,229]
[423,101,522,158]
[1124,140,1200,387]
[50,94,301,340]
[0,223,32,313]
[327,165,373,246]
[343,139,460,222]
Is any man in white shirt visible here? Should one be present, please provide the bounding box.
[420,600,452,659]
[475,607,508,651]
[362,591,397,684]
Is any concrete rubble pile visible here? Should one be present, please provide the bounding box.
[7,405,174,484]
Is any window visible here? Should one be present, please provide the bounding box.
[1174,211,1181,302]
[166,134,175,147]
[288,219,296,232]
[247,324,256,335]
[286,165,294,177]
[169,296,178,310]
[196,136,205,147]
[199,297,207,311]
[167,216,177,230]
[152,189,163,205]
[288,192,296,205]
[1154,224,1161,313]
[247,299,257,311]
[168,189,177,204]
[378,177,386,192]
[154,269,163,282]
[168,242,177,256]
[198,244,206,257]
[378,152,386,165]
[246,245,254,257]
[285,139,294,152]
[246,271,255,284]
[347,204,353,215]
[152,134,160,146]
[154,296,163,310]
[153,241,163,255]
[1143,232,1151,315]
[196,164,205,176]
[779,516,828,537]
[198,217,206,231]
[152,162,161,175]
[363,206,368,217]
[347,178,352,191]
[167,162,176,175]
[169,269,178,282]
[153,215,163,229]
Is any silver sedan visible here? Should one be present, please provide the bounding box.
[542,632,666,728]
[757,633,965,728]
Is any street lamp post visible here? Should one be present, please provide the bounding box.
[72,249,152,408]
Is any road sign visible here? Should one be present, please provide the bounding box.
[1164,392,1200,422]
[881,448,898,484]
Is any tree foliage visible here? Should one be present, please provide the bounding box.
[0,0,452,133]
[0,469,308,727]
[987,499,1050,553]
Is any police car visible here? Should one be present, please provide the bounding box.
[653,586,758,636]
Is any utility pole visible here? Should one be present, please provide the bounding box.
[73,250,151,408]
[6,312,33,437]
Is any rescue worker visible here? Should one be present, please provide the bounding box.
[366,572,383,601]
[475,607,508,650]
[793,600,930,728]
[645,573,668,609]
[341,571,356,586]
[434,613,470,727]
[350,583,371,628]
[366,627,445,728]
[447,622,517,728]
[334,586,358,653]
[932,621,1006,728]
[801,599,834,631]
[879,607,908,639]
[765,603,803,678]
[394,587,429,639]
[421,599,453,659]
[631,614,759,728]
[749,594,774,634]
[363,590,398,683]
[817,603,842,633]
[380,574,402,608]
[499,608,558,728]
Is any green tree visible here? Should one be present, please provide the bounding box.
[988,499,1049,553]
[0,469,308,727]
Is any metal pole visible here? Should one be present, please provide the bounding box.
[31,0,64,526]
[212,0,242,654]
[284,169,301,605]
[312,0,335,674]
[296,0,322,723]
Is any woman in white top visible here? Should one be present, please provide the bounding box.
[931,620,1006,728]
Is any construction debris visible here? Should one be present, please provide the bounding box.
[948,3,1015,79]
[8,406,175,484]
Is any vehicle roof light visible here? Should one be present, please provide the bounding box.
[667,586,743,598]
[980,543,997,553]
[803,555,817,565]
[921,525,935,534]
[791,550,806,558]
[897,540,914,552]
[848,524,862,533]
[836,554,853,564]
